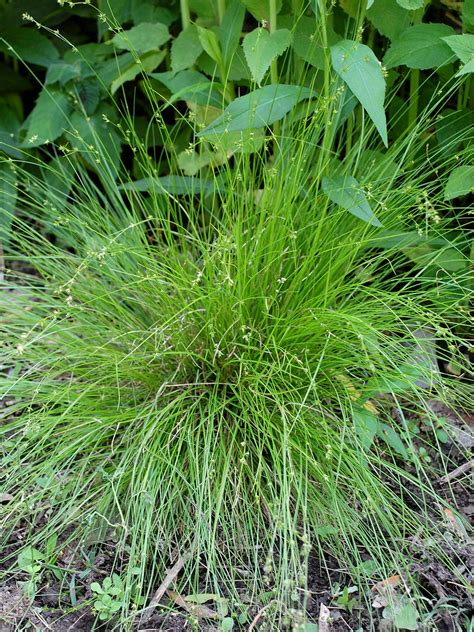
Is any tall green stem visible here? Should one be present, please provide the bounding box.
[408,6,424,129]
[180,0,191,30]
[269,0,279,84]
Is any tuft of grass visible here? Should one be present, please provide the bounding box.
[0,71,472,628]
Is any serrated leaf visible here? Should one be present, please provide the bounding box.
[151,70,223,108]
[444,165,474,199]
[377,423,408,458]
[42,156,74,212]
[322,175,382,226]
[443,34,474,76]
[0,27,59,67]
[199,84,312,137]
[22,88,72,147]
[243,28,291,85]
[171,25,202,72]
[100,0,131,24]
[396,0,423,8]
[110,50,166,94]
[112,22,170,54]
[0,161,17,244]
[367,0,411,41]
[353,407,379,450]
[220,0,246,70]
[240,0,282,21]
[46,61,82,86]
[69,106,121,175]
[384,23,456,70]
[282,16,340,69]
[131,0,176,25]
[331,40,387,146]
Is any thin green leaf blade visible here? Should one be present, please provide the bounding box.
[331,40,387,146]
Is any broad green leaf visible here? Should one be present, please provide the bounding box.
[131,0,176,25]
[0,161,17,244]
[220,0,246,70]
[100,0,131,24]
[198,84,312,137]
[69,106,121,175]
[396,0,423,8]
[436,109,474,156]
[221,618,234,632]
[111,50,166,93]
[46,61,82,86]
[377,423,408,458]
[197,27,223,66]
[112,23,170,54]
[383,598,420,630]
[443,34,474,76]
[367,0,411,41]
[184,593,227,604]
[151,70,223,108]
[282,16,339,69]
[384,23,456,70]
[462,0,474,29]
[42,156,75,212]
[171,25,202,73]
[456,58,474,75]
[22,88,72,147]
[120,175,221,195]
[353,407,378,450]
[331,40,387,146]
[339,0,359,17]
[0,62,31,95]
[243,28,292,84]
[0,27,59,67]
[240,0,282,21]
[322,175,383,227]
[444,165,474,199]
[0,102,21,157]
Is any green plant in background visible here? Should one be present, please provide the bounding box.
[0,0,473,629]
[91,574,127,621]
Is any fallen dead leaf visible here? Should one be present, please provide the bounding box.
[166,590,219,619]
[140,550,192,623]
[371,574,401,593]
[443,508,468,539]
[318,603,331,632]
